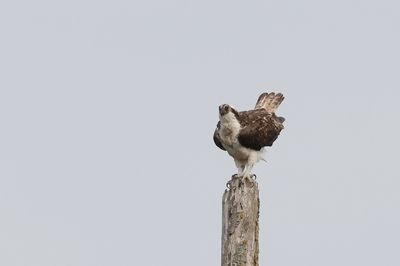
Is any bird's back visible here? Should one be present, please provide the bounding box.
[236,109,284,150]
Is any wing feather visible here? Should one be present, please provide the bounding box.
[237,110,284,150]
[255,92,285,113]
[213,121,226,151]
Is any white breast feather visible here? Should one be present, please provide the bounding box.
[218,112,264,165]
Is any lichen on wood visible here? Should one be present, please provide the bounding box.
[221,176,260,266]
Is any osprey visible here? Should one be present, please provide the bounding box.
[213,92,285,178]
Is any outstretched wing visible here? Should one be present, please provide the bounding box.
[237,110,284,151]
[255,92,284,113]
[213,121,226,151]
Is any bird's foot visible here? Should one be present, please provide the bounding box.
[226,180,232,189]
[227,174,239,189]
[241,174,256,187]
[227,173,256,189]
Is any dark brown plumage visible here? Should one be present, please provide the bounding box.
[213,121,226,151]
[213,92,285,152]
[236,109,284,150]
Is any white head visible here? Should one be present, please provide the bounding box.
[218,104,239,120]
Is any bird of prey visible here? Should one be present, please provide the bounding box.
[213,92,285,178]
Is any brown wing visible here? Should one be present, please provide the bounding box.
[213,121,226,151]
[237,109,284,151]
[255,92,284,113]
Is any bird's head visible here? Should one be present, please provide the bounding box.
[219,104,238,118]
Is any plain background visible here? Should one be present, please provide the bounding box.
[1,0,399,265]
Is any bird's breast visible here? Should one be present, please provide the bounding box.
[219,119,241,146]
[224,143,250,161]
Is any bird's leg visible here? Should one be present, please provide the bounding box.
[237,167,243,177]
[234,160,243,177]
[243,164,255,181]
[242,164,249,178]
[248,164,254,177]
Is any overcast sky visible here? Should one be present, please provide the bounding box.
[1,1,399,265]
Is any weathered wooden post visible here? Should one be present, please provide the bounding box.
[221,175,260,266]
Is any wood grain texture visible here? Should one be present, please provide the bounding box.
[222,176,259,266]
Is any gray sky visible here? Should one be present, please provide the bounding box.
[1,0,399,265]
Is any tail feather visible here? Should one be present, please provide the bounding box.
[255,92,284,113]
